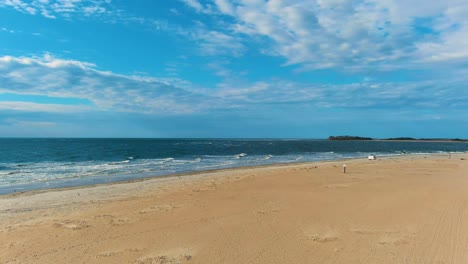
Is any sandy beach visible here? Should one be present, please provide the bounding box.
[1,154,468,263]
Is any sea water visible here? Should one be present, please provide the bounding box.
[1,138,467,194]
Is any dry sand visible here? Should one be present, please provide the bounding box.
[1,154,468,263]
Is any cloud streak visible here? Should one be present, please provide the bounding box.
[0,55,211,114]
[178,0,468,71]
[0,0,112,19]
[0,101,92,113]
[1,54,467,118]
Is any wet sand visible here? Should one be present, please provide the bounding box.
[1,154,468,263]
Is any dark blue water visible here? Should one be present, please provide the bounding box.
[1,138,467,194]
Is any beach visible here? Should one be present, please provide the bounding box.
[1,154,468,263]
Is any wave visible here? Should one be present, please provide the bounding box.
[250,155,273,162]
[3,152,394,186]
[295,156,304,161]
[108,160,131,165]
[235,153,248,159]
[0,171,20,176]
[2,147,468,193]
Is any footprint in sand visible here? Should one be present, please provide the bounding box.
[135,248,194,264]
[1,226,16,233]
[304,227,339,243]
[192,188,212,193]
[96,248,141,259]
[96,252,117,258]
[136,255,192,264]
[378,232,415,246]
[93,214,114,219]
[110,217,132,226]
[350,227,400,235]
[323,183,351,189]
[53,220,90,230]
[255,202,281,215]
[350,227,415,246]
[138,204,179,214]
[378,235,405,245]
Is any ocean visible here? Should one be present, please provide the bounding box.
[1,138,467,195]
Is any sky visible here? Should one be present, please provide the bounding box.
[0,0,468,138]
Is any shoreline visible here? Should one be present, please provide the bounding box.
[0,152,456,198]
[0,152,465,199]
[1,156,356,198]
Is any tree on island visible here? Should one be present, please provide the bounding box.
[328,136,373,140]
[385,137,416,141]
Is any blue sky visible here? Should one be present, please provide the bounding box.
[0,0,467,138]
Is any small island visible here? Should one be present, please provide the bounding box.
[328,135,373,140]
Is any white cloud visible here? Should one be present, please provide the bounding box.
[171,19,247,57]
[416,2,468,63]
[215,81,269,100]
[191,30,245,57]
[0,101,91,113]
[182,0,204,12]
[195,0,468,70]
[0,0,112,19]
[0,54,94,69]
[1,27,16,34]
[4,118,57,127]
[4,0,468,70]
[180,0,218,14]
[82,6,106,16]
[1,54,467,117]
[0,55,213,114]
[214,0,234,15]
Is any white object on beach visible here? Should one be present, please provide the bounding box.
[343,164,347,173]
[368,155,377,160]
